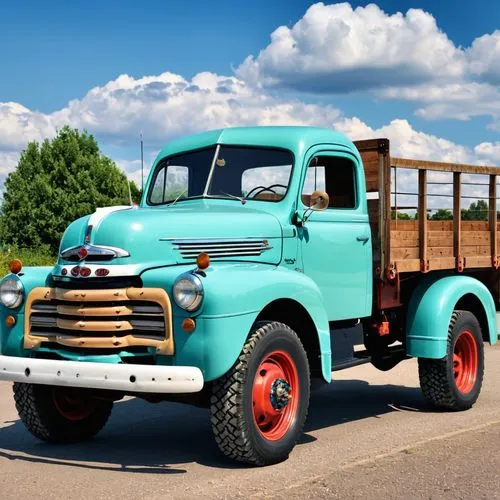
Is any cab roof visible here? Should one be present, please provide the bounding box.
[155,126,356,164]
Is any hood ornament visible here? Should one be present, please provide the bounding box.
[60,244,130,261]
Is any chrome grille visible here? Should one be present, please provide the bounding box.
[171,239,272,259]
[29,301,165,337]
[24,287,174,355]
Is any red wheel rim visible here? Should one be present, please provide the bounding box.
[453,330,478,394]
[252,350,299,441]
[52,388,95,421]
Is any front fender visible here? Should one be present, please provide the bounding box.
[0,267,53,356]
[406,274,497,359]
[146,263,331,382]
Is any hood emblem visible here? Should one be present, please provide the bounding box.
[60,244,130,262]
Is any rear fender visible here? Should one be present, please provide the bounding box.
[406,274,497,359]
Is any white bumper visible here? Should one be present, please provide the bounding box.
[0,355,204,393]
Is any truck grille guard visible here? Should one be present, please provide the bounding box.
[24,287,174,355]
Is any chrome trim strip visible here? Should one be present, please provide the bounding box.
[160,236,277,241]
[60,244,130,260]
[52,264,141,278]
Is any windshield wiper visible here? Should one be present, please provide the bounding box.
[219,191,246,205]
[166,190,188,207]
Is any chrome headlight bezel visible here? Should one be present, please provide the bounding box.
[0,276,24,309]
[172,272,204,312]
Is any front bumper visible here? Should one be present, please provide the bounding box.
[0,355,203,393]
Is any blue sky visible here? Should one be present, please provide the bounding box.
[1,1,499,187]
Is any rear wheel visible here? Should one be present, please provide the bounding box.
[13,383,113,443]
[418,310,484,411]
[210,321,310,465]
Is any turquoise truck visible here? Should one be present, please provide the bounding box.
[0,127,498,465]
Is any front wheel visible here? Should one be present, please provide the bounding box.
[210,321,310,465]
[418,310,484,411]
[13,383,113,443]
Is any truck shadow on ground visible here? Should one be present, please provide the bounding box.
[0,379,428,473]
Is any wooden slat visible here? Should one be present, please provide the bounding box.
[453,172,461,264]
[418,170,427,266]
[391,230,418,248]
[359,149,380,192]
[465,256,492,268]
[489,175,497,262]
[462,246,491,257]
[392,157,500,175]
[460,231,491,246]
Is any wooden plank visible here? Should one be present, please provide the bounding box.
[489,175,497,263]
[391,231,418,248]
[395,257,457,273]
[391,247,419,260]
[392,156,500,175]
[453,172,461,265]
[462,245,491,257]
[460,231,491,246]
[418,170,427,267]
[359,150,380,192]
[428,231,453,247]
[464,256,492,268]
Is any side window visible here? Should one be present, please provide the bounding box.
[301,156,356,209]
[150,165,189,204]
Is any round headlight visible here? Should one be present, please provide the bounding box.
[173,273,203,311]
[0,278,24,309]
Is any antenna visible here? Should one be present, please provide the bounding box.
[140,131,144,194]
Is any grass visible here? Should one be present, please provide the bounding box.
[0,247,56,275]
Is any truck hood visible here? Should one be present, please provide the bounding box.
[58,201,283,272]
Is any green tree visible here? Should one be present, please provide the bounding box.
[430,209,453,220]
[0,126,139,251]
[461,200,488,221]
[390,210,411,220]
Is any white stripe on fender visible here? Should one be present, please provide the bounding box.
[87,205,132,230]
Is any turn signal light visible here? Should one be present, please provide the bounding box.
[182,318,196,333]
[8,259,22,274]
[196,252,210,270]
[5,315,16,327]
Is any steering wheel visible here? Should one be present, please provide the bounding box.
[246,184,287,199]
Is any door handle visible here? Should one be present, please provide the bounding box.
[356,235,369,242]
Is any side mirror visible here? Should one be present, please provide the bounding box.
[309,190,329,211]
[293,190,330,227]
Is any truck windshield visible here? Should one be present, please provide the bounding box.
[147,146,293,205]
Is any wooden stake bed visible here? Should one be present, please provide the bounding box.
[354,139,500,275]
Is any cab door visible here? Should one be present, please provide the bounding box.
[298,150,372,320]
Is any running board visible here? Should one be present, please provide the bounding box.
[332,355,371,371]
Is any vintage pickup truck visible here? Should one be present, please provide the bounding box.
[0,127,498,465]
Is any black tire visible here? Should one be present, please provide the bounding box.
[210,321,310,465]
[418,310,484,411]
[13,383,113,443]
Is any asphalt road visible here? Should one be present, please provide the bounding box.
[1,344,499,499]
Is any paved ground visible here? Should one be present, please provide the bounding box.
[0,344,499,499]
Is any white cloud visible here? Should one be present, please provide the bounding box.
[236,2,465,93]
[467,30,500,84]
[474,142,500,163]
[52,71,342,147]
[336,117,473,163]
[0,102,56,150]
[234,2,500,126]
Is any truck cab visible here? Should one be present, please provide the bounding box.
[0,126,497,465]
